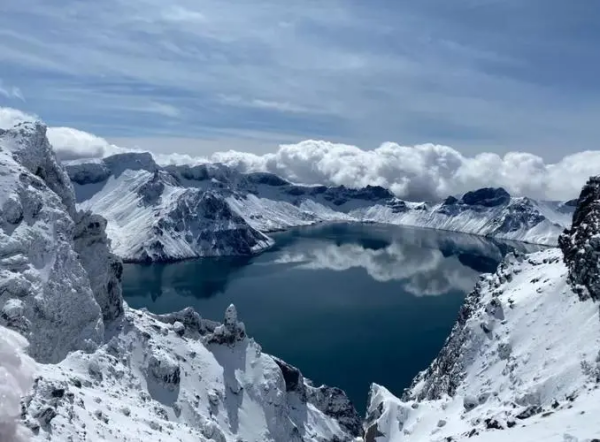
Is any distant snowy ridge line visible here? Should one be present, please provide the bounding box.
[64,152,574,262]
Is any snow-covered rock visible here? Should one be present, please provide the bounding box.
[0,123,109,362]
[364,244,600,440]
[559,176,600,301]
[22,306,362,442]
[66,155,573,262]
[68,154,273,262]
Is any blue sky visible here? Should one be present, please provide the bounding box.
[1,0,600,159]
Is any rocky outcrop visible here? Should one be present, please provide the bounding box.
[0,124,104,362]
[207,304,246,345]
[73,211,123,321]
[0,122,124,362]
[559,176,600,301]
[460,187,511,207]
[134,190,273,262]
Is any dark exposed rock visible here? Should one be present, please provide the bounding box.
[67,162,111,185]
[273,358,304,394]
[387,199,409,213]
[516,405,542,420]
[246,172,289,187]
[443,195,459,206]
[307,385,362,439]
[484,418,503,430]
[559,176,600,301]
[460,188,511,207]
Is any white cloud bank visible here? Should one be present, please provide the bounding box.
[1,106,597,201]
[211,141,599,201]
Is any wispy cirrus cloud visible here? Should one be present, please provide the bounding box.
[0,80,24,101]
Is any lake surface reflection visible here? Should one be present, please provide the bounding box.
[123,223,543,411]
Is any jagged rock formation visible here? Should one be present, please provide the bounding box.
[73,211,123,320]
[0,122,117,362]
[559,176,600,301]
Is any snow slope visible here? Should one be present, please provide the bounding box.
[364,247,600,439]
[66,155,573,262]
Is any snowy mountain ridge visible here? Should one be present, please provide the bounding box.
[0,122,361,442]
[66,153,573,262]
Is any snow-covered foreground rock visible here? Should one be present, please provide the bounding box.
[0,122,120,363]
[66,154,573,262]
[22,306,362,442]
[364,178,600,441]
[0,121,361,442]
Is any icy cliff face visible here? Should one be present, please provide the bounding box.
[0,123,108,363]
[364,186,600,441]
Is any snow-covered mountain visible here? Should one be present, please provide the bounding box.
[66,153,573,262]
[363,178,600,441]
[0,122,361,442]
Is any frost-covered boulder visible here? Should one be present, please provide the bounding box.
[147,348,181,389]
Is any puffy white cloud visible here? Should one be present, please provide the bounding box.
[0,107,38,129]
[46,127,131,161]
[0,106,597,201]
[211,140,598,201]
[0,325,36,442]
